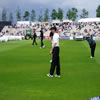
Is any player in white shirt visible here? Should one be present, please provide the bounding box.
[47,27,61,78]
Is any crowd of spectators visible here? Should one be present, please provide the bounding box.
[0,22,100,38]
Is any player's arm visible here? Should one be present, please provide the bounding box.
[50,43,56,55]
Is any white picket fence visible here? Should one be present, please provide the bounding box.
[0,36,24,42]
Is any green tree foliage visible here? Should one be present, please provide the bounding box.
[2,9,7,21]
[9,12,13,23]
[23,11,30,21]
[38,12,43,22]
[16,8,21,21]
[80,9,88,18]
[44,8,49,22]
[66,8,78,21]
[51,9,57,20]
[31,9,36,22]
[96,5,100,17]
[57,8,63,21]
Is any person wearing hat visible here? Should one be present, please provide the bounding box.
[86,37,96,58]
[47,27,61,77]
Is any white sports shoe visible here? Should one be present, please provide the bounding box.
[47,74,53,77]
[43,45,45,48]
[54,74,61,78]
[90,56,93,59]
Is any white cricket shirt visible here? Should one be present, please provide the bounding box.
[52,33,59,47]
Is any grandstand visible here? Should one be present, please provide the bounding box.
[0,20,100,41]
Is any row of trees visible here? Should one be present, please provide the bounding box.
[1,5,100,23]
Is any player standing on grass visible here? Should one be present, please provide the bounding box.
[47,27,61,77]
[40,28,45,48]
[86,37,96,58]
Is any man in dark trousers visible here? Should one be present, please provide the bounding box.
[47,27,61,77]
[86,37,96,58]
[32,29,37,46]
[40,28,45,48]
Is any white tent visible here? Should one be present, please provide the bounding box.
[31,22,42,26]
[63,20,73,23]
[78,18,100,23]
[17,21,30,26]
[52,20,61,24]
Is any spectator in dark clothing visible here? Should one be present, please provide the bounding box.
[86,37,96,58]
[40,28,45,48]
[32,30,37,46]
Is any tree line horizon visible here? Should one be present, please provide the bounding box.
[1,5,100,23]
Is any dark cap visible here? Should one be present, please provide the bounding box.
[50,27,57,31]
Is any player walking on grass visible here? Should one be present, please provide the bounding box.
[32,29,37,46]
[47,27,61,78]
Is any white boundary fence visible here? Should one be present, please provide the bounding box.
[0,36,24,42]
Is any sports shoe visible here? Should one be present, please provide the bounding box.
[43,45,45,48]
[90,56,93,59]
[47,74,53,77]
[54,74,61,78]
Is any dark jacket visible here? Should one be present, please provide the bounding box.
[49,32,53,38]
[40,30,44,38]
[33,33,37,39]
[87,38,96,48]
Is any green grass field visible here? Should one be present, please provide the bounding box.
[0,40,100,100]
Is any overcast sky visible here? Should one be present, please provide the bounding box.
[0,0,100,21]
